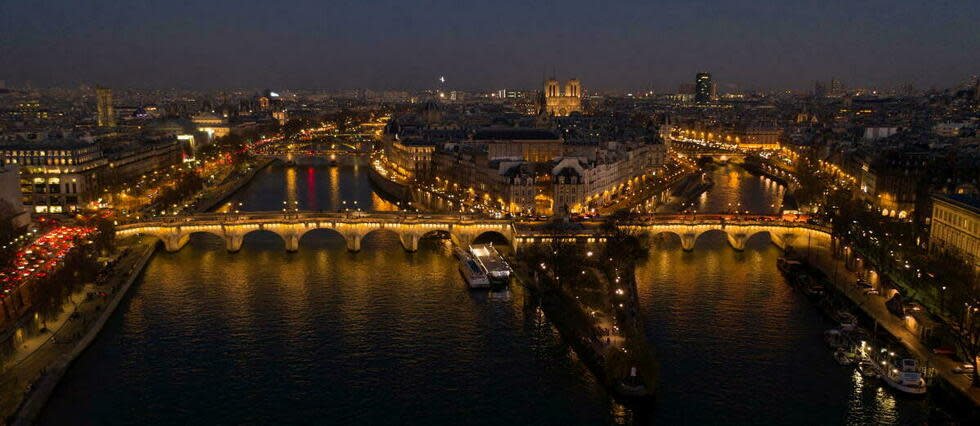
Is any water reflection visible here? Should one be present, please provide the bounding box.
[695,164,785,214]
[225,157,399,212]
[37,158,939,425]
[635,232,928,424]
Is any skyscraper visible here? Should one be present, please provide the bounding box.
[96,87,115,127]
[695,72,712,103]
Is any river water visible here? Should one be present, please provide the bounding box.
[39,160,936,425]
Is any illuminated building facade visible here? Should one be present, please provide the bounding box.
[0,134,182,214]
[0,139,106,213]
[930,194,980,276]
[431,134,664,216]
[192,112,231,139]
[542,78,582,116]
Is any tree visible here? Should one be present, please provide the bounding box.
[280,118,312,139]
[94,218,116,253]
[0,199,23,266]
[322,109,368,134]
[792,155,826,209]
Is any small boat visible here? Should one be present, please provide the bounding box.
[804,283,826,298]
[777,257,803,274]
[881,358,927,395]
[837,311,858,332]
[616,367,651,398]
[858,359,878,377]
[452,246,469,260]
[834,348,856,366]
[824,329,847,349]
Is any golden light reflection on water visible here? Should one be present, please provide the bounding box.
[371,193,399,211]
[285,167,297,205]
[329,166,340,209]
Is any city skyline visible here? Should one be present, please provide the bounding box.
[1,2,979,424]
[2,0,978,91]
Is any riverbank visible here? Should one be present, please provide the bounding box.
[740,160,790,188]
[195,158,275,212]
[2,159,274,425]
[367,162,412,202]
[600,164,692,215]
[801,239,980,412]
[4,242,156,426]
[512,239,659,411]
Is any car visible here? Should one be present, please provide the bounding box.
[952,364,975,374]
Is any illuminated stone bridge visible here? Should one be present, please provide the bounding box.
[117,212,516,252]
[116,212,829,253]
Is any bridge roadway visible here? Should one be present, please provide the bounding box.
[116,212,830,253]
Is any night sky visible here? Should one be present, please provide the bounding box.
[2,0,977,91]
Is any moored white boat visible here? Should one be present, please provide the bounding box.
[470,244,511,286]
[880,358,927,395]
[835,311,858,332]
[458,256,490,289]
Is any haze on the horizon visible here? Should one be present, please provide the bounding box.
[1,0,978,91]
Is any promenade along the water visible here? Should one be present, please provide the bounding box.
[36,160,947,425]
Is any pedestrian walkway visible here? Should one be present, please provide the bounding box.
[2,283,95,369]
[0,243,154,422]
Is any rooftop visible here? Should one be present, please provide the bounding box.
[0,136,94,151]
[933,193,980,214]
[472,128,559,141]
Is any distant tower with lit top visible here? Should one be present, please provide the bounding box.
[96,87,115,127]
[542,77,582,116]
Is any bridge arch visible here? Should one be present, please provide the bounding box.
[471,230,511,248]
[359,227,405,252]
[744,230,777,248]
[181,230,226,251]
[693,229,733,250]
[648,230,683,249]
[297,227,348,250]
[233,228,286,252]
[416,229,458,250]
